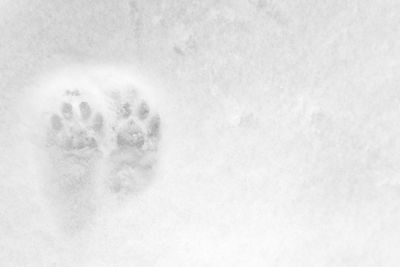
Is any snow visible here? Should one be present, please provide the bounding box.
[1,0,400,266]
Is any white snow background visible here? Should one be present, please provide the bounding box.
[1,0,400,266]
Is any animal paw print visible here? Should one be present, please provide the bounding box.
[113,94,161,153]
[107,89,161,195]
[48,98,104,153]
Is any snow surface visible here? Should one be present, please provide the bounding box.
[1,0,400,266]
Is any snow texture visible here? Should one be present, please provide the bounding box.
[1,0,400,266]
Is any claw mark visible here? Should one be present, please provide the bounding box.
[137,101,149,120]
[79,102,92,120]
[61,103,73,119]
[121,103,132,118]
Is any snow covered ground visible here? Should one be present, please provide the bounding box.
[1,0,400,266]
